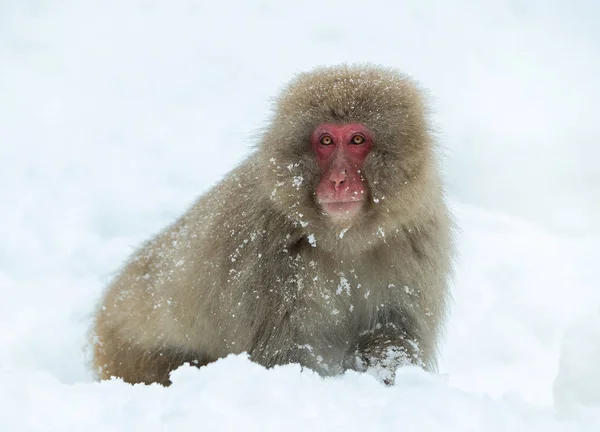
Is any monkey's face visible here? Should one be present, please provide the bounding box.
[311,123,373,223]
[260,65,435,246]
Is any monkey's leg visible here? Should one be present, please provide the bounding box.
[93,328,207,386]
[346,323,424,385]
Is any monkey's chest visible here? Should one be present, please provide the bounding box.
[269,270,378,375]
[283,265,380,342]
[254,251,409,372]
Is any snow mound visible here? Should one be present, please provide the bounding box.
[554,312,600,427]
[0,354,587,431]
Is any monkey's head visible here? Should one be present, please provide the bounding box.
[259,64,441,251]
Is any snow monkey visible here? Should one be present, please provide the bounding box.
[91,64,455,386]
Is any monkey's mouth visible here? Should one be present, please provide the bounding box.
[320,200,364,220]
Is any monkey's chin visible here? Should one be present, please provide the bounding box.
[321,201,363,222]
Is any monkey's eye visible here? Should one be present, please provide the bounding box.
[351,135,365,145]
[320,136,333,145]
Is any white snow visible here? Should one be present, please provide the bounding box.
[1,0,600,430]
[554,311,600,424]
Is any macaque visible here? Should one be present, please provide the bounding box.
[91,64,455,386]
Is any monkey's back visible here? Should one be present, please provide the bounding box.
[94,173,451,382]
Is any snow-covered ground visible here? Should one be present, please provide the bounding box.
[1,0,600,430]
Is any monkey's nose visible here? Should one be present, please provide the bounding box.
[330,169,347,189]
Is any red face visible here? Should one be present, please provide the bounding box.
[311,123,373,221]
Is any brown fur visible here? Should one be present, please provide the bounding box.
[91,63,455,385]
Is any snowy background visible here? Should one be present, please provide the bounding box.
[1,0,600,430]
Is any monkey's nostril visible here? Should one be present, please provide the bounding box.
[334,178,346,187]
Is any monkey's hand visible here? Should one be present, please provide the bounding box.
[347,329,423,385]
